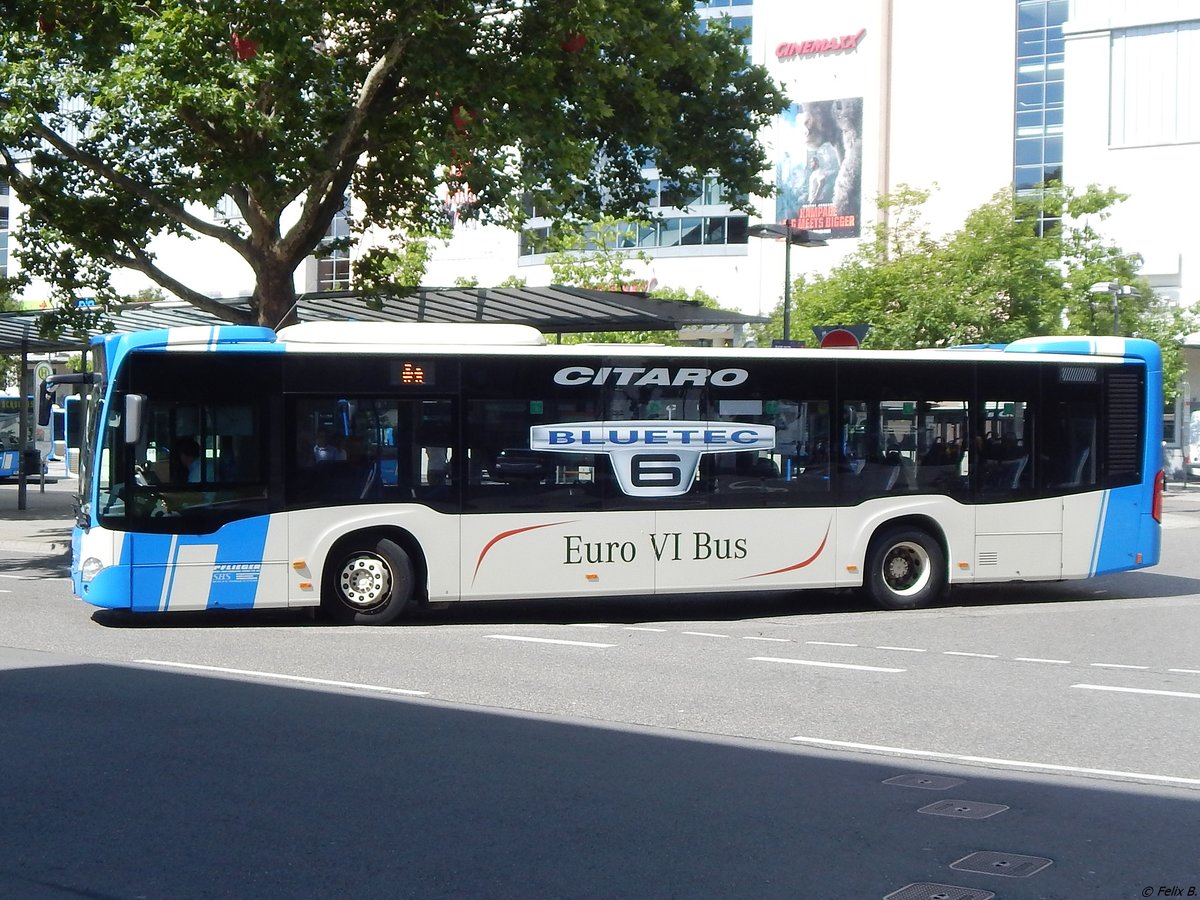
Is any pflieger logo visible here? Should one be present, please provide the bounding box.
[529,421,776,498]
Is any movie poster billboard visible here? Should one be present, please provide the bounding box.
[774,97,863,239]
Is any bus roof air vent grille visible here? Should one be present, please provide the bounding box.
[1060,366,1098,383]
[275,322,547,347]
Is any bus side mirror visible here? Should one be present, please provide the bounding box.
[124,394,147,445]
[38,381,55,427]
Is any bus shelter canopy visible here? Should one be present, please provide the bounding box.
[0,286,767,355]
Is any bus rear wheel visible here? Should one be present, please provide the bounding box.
[322,537,414,625]
[864,526,946,610]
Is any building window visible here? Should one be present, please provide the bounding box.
[1014,0,1067,232]
[518,215,749,260]
[317,251,350,290]
[315,196,352,289]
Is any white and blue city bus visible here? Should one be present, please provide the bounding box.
[45,322,1163,623]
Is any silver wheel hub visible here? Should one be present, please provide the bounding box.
[882,541,931,597]
[338,554,392,608]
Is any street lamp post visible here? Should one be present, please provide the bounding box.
[747,224,827,344]
[1088,281,1139,336]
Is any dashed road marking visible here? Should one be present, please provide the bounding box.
[943,651,1000,658]
[751,657,906,673]
[876,645,927,653]
[743,636,791,642]
[624,626,667,632]
[789,735,1200,786]
[1089,663,1150,670]
[1015,657,1072,665]
[487,635,614,648]
[1073,683,1200,700]
[136,660,429,696]
[683,631,729,638]
[806,640,858,647]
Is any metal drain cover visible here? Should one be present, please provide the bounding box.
[883,774,965,790]
[919,799,1010,820]
[950,850,1053,878]
[883,883,995,900]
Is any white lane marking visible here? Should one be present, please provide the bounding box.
[625,626,667,632]
[789,736,1200,787]
[807,641,858,647]
[487,635,614,648]
[751,657,906,673]
[0,589,11,593]
[876,645,927,653]
[1169,668,1200,675]
[1016,657,1072,665]
[683,631,729,638]
[136,660,428,696]
[568,623,610,628]
[743,636,791,643]
[944,651,1000,659]
[1073,683,1200,700]
[1090,663,1150,670]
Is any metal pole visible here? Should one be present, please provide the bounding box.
[783,236,792,343]
[1111,290,1119,336]
[18,338,29,510]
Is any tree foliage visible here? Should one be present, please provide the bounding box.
[762,184,1194,393]
[0,1,786,331]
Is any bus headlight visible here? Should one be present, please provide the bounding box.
[80,557,104,583]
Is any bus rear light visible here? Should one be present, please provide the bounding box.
[1153,470,1165,522]
[1136,553,1143,564]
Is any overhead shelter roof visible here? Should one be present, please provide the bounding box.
[0,286,766,355]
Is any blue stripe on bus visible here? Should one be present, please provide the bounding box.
[1093,484,1158,575]
[122,517,273,612]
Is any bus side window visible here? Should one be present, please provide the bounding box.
[978,400,1032,495]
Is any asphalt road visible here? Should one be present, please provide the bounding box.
[1,521,1198,899]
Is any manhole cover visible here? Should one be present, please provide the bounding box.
[883,883,995,900]
[950,850,1053,878]
[919,799,1010,820]
[883,774,965,790]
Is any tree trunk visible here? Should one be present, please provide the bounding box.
[253,267,301,331]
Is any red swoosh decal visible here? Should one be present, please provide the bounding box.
[741,523,830,579]
[473,521,576,584]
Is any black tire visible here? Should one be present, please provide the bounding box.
[322,537,414,625]
[863,526,946,610]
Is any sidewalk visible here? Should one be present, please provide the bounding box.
[0,474,77,555]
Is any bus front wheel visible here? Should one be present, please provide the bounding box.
[322,537,414,625]
[864,526,946,610]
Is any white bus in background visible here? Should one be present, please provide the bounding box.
[48,324,1163,623]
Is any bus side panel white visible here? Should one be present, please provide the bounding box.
[654,508,837,592]
[286,505,461,604]
[252,515,297,608]
[461,511,654,601]
[837,497,976,587]
[975,497,1063,581]
[1061,491,1107,578]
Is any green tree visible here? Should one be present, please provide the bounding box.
[0,1,785,332]
[765,185,1194,391]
